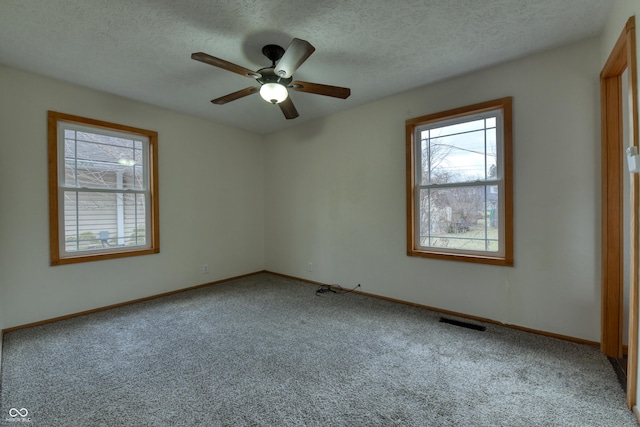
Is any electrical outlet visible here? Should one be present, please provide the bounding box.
[307,262,313,272]
[202,264,209,274]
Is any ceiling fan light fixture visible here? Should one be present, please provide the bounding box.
[260,82,288,104]
[192,38,350,119]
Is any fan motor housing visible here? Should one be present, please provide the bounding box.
[262,44,285,64]
[256,67,292,86]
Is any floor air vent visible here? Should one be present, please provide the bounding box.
[439,317,486,331]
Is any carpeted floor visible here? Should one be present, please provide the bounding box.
[0,273,637,426]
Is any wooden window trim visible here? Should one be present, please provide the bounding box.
[48,111,160,266]
[405,97,513,266]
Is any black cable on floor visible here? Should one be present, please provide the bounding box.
[315,283,361,296]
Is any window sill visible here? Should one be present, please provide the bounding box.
[51,247,160,266]
[407,249,514,267]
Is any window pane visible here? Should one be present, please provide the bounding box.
[123,193,147,246]
[419,113,501,185]
[486,128,497,180]
[74,142,118,189]
[418,186,499,252]
[431,119,485,138]
[64,138,77,186]
[428,131,486,183]
[419,137,430,184]
[63,191,147,252]
[63,130,146,190]
[132,165,145,190]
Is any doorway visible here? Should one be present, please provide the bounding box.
[601,16,638,409]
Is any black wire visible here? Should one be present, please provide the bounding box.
[315,283,361,296]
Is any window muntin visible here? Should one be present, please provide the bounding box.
[406,98,513,266]
[49,112,159,265]
[419,115,498,185]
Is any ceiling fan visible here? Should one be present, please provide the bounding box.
[191,38,351,120]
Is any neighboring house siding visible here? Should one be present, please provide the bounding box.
[63,166,145,251]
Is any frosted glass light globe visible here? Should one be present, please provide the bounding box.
[260,83,288,104]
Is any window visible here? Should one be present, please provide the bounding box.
[406,98,513,266]
[48,111,159,265]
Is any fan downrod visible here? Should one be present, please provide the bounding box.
[262,44,285,66]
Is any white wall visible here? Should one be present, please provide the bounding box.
[264,37,601,341]
[601,1,638,65]
[0,65,265,329]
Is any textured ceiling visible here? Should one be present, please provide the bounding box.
[0,0,613,135]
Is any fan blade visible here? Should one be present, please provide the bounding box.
[291,81,351,99]
[274,38,315,78]
[211,87,259,105]
[192,52,261,78]
[279,97,299,120]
